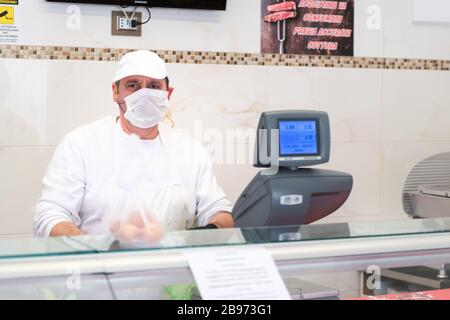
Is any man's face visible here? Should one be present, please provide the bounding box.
[113,75,168,105]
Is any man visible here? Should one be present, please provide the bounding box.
[33,50,234,239]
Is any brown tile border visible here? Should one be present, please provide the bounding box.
[0,44,449,71]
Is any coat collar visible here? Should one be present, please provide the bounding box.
[114,115,178,151]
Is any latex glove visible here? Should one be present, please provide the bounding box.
[110,211,164,244]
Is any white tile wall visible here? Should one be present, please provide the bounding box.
[0,59,117,146]
[168,63,267,144]
[354,0,384,58]
[266,67,383,142]
[381,0,450,60]
[169,64,268,114]
[0,146,55,235]
[0,59,48,146]
[377,69,450,219]
[382,70,450,142]
[45,59,118,145]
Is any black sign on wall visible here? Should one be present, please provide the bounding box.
[261,0,354,56]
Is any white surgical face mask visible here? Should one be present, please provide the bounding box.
[123,88,169,129]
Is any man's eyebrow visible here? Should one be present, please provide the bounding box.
[147,81,164,86]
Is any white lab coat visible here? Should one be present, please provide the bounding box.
[33,116,232,237]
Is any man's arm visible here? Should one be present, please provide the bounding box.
[208,211,234,229]
[33,133,85,237]
[49,221,83,237]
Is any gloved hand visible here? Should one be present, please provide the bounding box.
[188,224,218,230]
[110,211,164,243]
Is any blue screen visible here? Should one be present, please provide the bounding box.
[279,120,318,156]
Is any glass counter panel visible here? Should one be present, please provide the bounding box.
[0,236,97,260]
[107,271,196,300]
[70,217,450,254]
[0,274,114,300]
[69,228,248,252]
[2,217,450,259]
[106,271,340,300]
[347,218,450,237]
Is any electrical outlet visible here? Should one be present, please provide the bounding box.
[111,11,142,37]
[117,16,137,30]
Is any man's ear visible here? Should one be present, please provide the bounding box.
[168,87,174,100]
[112,83,120,102]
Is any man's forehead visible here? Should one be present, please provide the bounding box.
[121,75,165,83]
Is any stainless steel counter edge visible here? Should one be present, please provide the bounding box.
[1,232,450,279]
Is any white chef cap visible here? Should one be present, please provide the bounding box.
[113,50,168,83]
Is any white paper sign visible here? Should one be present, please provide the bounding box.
[0,4,20,43]
[185,246,291,300]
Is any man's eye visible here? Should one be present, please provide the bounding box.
[150,85,160,89]
[127,83,138,89]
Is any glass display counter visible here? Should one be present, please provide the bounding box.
[1,218,450,300]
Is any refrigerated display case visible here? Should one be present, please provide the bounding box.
[1,218,450,300]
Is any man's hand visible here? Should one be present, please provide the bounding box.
[50,221,83,237]
[110,212,164,243]
[207,211,234,229]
